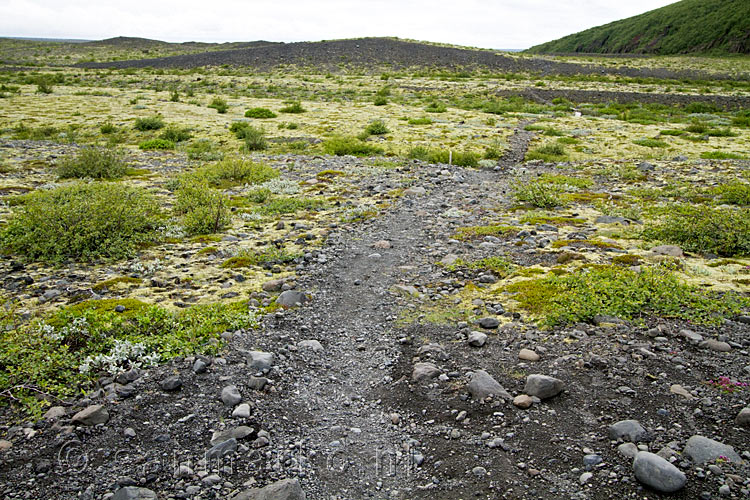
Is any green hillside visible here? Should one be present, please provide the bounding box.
[527,0,750,55]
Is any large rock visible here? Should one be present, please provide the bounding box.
[247,351,274,372]
[633,451,686,493]
[467,331,487,347]
[210,426,254,446]
[112,487,157,500]
[736,408,750,426]
[523,374,564,400]
[206,438,238,459]
[232,478,305,500]
[609,420,647,442]
[683,435,741,464]
[276,291,309,308]
[72,405,109,426]
[412,363,440,383]
[221,385,242,406]
[467,370,511,400]
[160,375,182,391]
[651,245,683,257]
[43,406,67,420]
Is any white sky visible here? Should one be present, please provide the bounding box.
[1,0,678,49]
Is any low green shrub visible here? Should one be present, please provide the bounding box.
[0,183,162,263]
[57,147,127,179]
[134,116,165,131]
[0,299,257,416]
[221,248,299,268]
[364,119,389,136]
[323,136,384,156]
[139,139,174,150]
[424,101,447,113]
[660,129,686,136]
[245,107,277,118]
[685,122,708,134]
[526,143,567,162]
[185,139,224,161]
[406,147,478,167]
[196,158,279,187]
[242,126,267,151]
[279,101,306,113]
[174,178,231,235]
[512,180,562,208]
[505,264,748,327]
[713,181,750,206]
[208,97,228,113]
[253,197,327,215]
[706,127,737,137]
[633,138,668,148]
[160,126,192,143]
[100,122,117,134]
[373,96,388,106]
[701,151,747,160]
[408,117,433,125]
[641,204,750,256]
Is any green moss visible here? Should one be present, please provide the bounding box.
[91,276,142,292]
[551,239,623,250]
[520,213,586,226]
[612,254,642,266]
[447,256,514,277]
[196,246,219,255]
[190,234,223,243]
[253,197,327,215]
[221,247,300,268]
[453,224,518,241]
[504,264,749,327]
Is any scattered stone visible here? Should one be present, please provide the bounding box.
[43,406,66,420]
[579,472,593,484]
[193,358,208,374]
[412,362,441,383]
[669,384,694,400]
[467,370,511,401]
[372,240,391,249]
[221,385,242,406]
[262,279,285,292]
[513,394,533,409]
[298,339,324,352]
[651,245,683,257]
[440,254,459,266]
[247,351,274,371]
[394,284,419,296]
[72,405,109,426]
[231,478,305,500]
[160,376,182,391]
[206,438,238,460]
[233,403,251,419]
[523,374,564,400]
[618,443,638,458]
[112,487,157,500]
[115,368,141,385]
[248,376,269,390]
[518,348,540,361]
[683,435,741,464]
[595,216,629,225]
[703,338,731,352]
[210,426,254,446]
[124,428,136,438]
[735,408,750,426]
[277,289,309,308]
[0,439,12,451]
[478,317,499,329]
[609,420,647,442]
[633,451,686,493]
[471,466,487,477]
[467,331,487,347]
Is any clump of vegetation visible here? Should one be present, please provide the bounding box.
[714,181,750,206]
[160,126,192,143]
[195,158,279,188]
[12,123,58,141]
[373,96,388,106]
[447,256,514,277]
[0,299,258,416]
[0,183,162,263]
[100,122,118,135]
[185,139,224,161]
[407,147,478,167]
[245,107,277,119]
[701,151,747,160]
[173,177,231,235]
[279,101,306,114]
[364,119,390,136]
[633,138,668,148]
[57,147,127,180]
[221,247,300,268]
[453,224,517,241]
[512,180,563,208]
[706,127,738,137]
[323,136,384,156]
[134,116,165,131]
[208,97,228,114]
[230,122,267,151]
[505,264,749,327]
[424,101,447,113]
[408,117,433,125]
[641,204,750,256]
[526,143,568,162]
[139,139,174,150]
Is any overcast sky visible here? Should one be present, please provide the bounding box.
[2,0,678,49]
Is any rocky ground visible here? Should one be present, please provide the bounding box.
[1,139,750,500]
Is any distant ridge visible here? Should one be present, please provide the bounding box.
[527,0,750,55]
[75,37,734,81]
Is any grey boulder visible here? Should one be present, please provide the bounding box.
[683,435,741,464]
[276,291,309,308]
[247,351,274,372]
[412,363,440,383]
[523,374,564,400]
[467,370,511,401]
[609,419,648,442]
[112,487,157,500]
[231,478,305,500]
[633,451,686,493]
[72,405,109,426]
